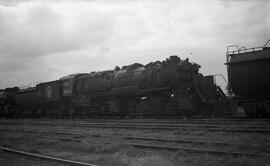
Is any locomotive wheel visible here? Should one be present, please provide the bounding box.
[118,98,128,118]
[126,99,137,118]
[0,106,4,118]
[1,105,8,118]
[36,108,44,118]
[68,108,75,118]
[137,98,149,117]
[15,107,22,118]
[4,104,11,118]
[257,108,267,118]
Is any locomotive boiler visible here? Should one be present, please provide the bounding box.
[70,55,226,118]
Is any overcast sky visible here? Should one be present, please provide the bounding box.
[0,0,269,90]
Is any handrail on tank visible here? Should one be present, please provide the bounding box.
[212,74,228,84]
[226,45,239,53]
[238,46,246,51]
[228,46,264,55]
[227,39,270,57]
[226,45,238,63]
[263,39,270,47]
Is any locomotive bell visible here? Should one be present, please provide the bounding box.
[169,55,181,62]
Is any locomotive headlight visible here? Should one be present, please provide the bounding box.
[141,96,147,100]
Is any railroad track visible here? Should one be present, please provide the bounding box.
[8,131,270,158]
[2,120,267,127]
[1,118,270,164]
[2,118,270,125]
[0,127,236,146]
[1,127,270,158]
[40,135,270,158]
[39,135,270,158]
[0,146,98,166]
[1,120,270,133]
[128,143,270,158]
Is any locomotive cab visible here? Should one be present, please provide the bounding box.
[60,73,90,98]
[60,75,74,97]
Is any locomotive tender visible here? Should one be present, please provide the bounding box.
[226,40,270,117]
[0,56,226,118]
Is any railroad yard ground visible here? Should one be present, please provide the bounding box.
[0,151,68,166]
[0,118,270,166]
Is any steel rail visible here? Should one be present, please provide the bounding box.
[1,123,270,134]
[1,121,270,133]
[126,143,270,158]
[2,128,269,158]
[0,128,81,136]
[41,136,270,158]
[4,118,270,121]
[0,128,255,149]
[48,133,237,147]
[0,147,98,166]
[2,118,270,124]
[3,119,270,126]
[0,121,270,130]
[14,134,270,158]
[38,121,270,128]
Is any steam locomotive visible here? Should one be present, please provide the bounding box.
[0,56,226,118]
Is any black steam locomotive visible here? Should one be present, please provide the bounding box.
[226,40,270,117]
[0,56,226,118]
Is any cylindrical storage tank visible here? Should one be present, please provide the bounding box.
[227,47,270,98]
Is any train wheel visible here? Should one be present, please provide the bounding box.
[257,108,267,118]
[0,106,4,118]
[36,108,43,118]
[126,99,137,118]
[1,105,7,118]
[267,109,270,118]
[15,107,21,118]
[68,108,75,118]
[118,98,128,118]
[4,104,11,118]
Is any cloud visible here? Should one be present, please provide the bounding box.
[0,0,269,89]
[0,3,114,58]
[0,1,117,84]
[0,0,30,7]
